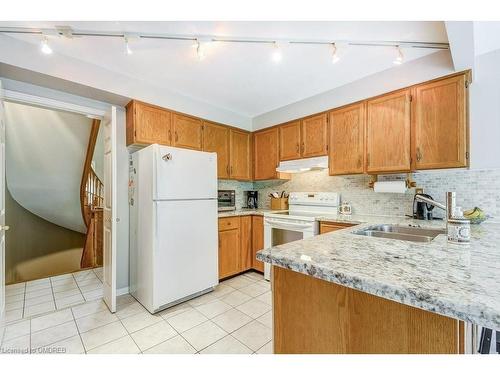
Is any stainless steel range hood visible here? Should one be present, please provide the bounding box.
[276,156,328,174]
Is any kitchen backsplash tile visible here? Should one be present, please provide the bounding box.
[220,168,500,221]
[217,179,254,209]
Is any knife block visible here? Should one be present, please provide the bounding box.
[270,197,289,210]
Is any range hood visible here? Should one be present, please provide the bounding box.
[276,156,328,174]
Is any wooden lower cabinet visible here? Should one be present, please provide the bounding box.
[319,221,355,234]
[273,266,464,354]
[218,215,264,279]
[218,225,241,279]
[240,216,252,271]
[251,215,264,272]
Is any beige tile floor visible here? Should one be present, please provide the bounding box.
[3,268,104,323]
[0,271,273,354]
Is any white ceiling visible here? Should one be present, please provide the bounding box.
[0,21,448,117]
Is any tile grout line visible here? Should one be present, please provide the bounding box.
[69,304,87,354]
[22,282,27,319]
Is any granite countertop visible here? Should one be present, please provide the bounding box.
[256,214,500,330]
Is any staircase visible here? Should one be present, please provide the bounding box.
[80,119,104,269]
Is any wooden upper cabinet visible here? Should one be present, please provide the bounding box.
[202,121,230,179]
[229,130,252,180]
[413,73,469,170]
[301,113,328,158]
[172,113,203,150]
[254,128,280,180]
[126,101,172,146]
[329,103,365,175]
[279,121,301,161]
[366,89,411,174]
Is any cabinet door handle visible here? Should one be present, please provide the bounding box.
[175,132,178,142]
[168,130,172,142]
[366,153,370,167]
[357,156,362,168]
[296,143,299,153]
[230,166,233,175]
[301,142,305,154]
[416,147,422,162]
[226,165,230,176]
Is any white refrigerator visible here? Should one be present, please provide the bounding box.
[129,144,218,313]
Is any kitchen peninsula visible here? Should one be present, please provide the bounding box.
[257,215,500,354]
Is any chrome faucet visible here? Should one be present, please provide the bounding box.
[414,192,457,222]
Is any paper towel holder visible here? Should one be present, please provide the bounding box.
[368,173,417,189]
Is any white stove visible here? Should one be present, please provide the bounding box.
[263,192,340,280]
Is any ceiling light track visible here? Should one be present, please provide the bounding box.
[0,27,450,50]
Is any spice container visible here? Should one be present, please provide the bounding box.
[447,207,471,245]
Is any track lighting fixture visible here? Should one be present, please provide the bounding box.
[271,42,282,63]
[393,46,404,65]
[40,36,52,55]
[125,38,133,55]
[0,26,449,64]
[331,43,340,64]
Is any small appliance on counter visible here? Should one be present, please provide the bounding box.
[244,190,258,209]
[218,190,236,212]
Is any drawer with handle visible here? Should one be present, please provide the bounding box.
[218,217,240,231]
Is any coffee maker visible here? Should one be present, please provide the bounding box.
[413,193,435,220]
[245,191,258,209]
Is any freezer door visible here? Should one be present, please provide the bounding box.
[153,199,218,309]
[154,145,217,200]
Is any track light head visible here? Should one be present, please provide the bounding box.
[271,42,282,63]
[40,36,52,55]
[331,43,340,64]
[393,46,404,65]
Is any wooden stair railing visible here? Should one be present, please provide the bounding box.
[80,119,104,269]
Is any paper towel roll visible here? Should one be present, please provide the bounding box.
[373,180,407,194]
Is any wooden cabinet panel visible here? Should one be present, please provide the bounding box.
[319,222,355,234]
[240,216,252,271]
[202,121,230,179]
[126,101,172,146]
[254,128,280,180]
[329,103,365,175]
[218,228,241,279]
[301,113,328,158]
[413,74,468,170]
[273,266,462,354]
[172,113,203,150]
[251,215,264,272]
[279,121,301,161]
[218,217,240,231]
[366,90,411,173]
[229,130,252,180]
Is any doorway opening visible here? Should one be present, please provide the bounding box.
[3,101,105,318]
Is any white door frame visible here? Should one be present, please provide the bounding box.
[0,81,6,343]
[0,87,118,313]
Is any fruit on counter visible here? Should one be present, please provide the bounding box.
[463,207,487,223]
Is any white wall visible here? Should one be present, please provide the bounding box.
[252,50,455,130]
[4,101,91,233]
[469,49,500,169]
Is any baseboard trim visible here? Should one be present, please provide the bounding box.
[116,286,130,296]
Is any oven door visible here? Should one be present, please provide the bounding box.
[263,217,318,280]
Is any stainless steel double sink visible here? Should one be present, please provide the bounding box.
[352,224,446,243]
